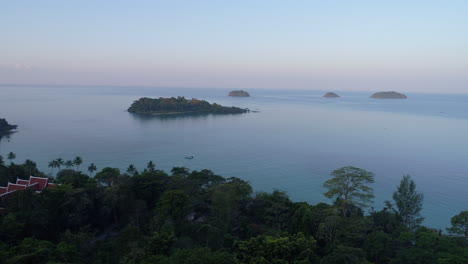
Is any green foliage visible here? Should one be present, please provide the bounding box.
[447,211,468,239]
[6,238,55,264]
[56,169,96,188]
[393,175,424,230]
[157,190,192,224]
[249,190,294,232]
[0,160,466,263]
[128,96,248,115]
[323,166,374,216]
[88,163,97,175]
[73,156,83,171]
[65,160,74,169]
[7,152,16,163]
[321,245,370,264]
[233,233,318,264]
[143,248,236,264]
[95,167,121,186]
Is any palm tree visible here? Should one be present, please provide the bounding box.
[147,161,155,172]
[56,158,64,172]
[48,160,56,176]
[126,164,137,176]
[88,163,97,176]
[74,156,83,172]
[24,159,36,176]
[7,152,16,164]
[65,160,74,169]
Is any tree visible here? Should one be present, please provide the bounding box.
[126,164,137,176]
[321,245,370,264]
[65,160,74,169]
[392,175,424,230]
[147,161,156,172]
[157,190,191,224]
[56,158,64,172]
[447,211,468,239]
[7,152,16,164]
[73,156,83,171]
[0,155,4,166]
[233,233,319,264]
[88,163,97,176]
[323,166,375,216]
[95,167,120,186]
[48,160,56,175]
[24,159,36,176]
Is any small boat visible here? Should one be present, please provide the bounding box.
[185,156,194,159]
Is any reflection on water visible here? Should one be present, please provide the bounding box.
[128,111,249,123]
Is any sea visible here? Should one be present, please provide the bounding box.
[0,85,467,229]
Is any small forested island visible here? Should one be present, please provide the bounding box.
[128,96,249,115]
[228,90,250,97]
[322,92,340,98]
[370,91,407,99]
[0,118,17,137]
[0,154,467,263]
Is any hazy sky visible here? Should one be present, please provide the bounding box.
[1,0,468,92]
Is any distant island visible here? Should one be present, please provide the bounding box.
[128,96,249,115]
[228,90,250,97]
[370,91,407,99]
[322,92,340,98]
[0,118,17,137]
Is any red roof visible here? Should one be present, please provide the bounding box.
[16,179,29,185]
[47,183,55,189]
[7,183,28,192]
[29,176,48,190]
[0,190,17,200]
[0,187,7,195]
[28,182,40,190]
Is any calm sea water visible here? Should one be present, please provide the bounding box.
[1,85,467,229]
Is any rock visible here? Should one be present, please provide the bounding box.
[322,92,340,98]
[370,91,407,99]
[228,90,250,97]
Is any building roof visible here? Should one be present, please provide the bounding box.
[16,179,29,185]
[7,183,28,192]
[29,176,49,190]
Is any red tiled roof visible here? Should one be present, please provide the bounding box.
[0,190,18,200]
[0,187,7,195]
[16,179,29,185]
[47,183,55,189]
[7,183,28,192]
[28,182,40,190]
[29,176,48,190]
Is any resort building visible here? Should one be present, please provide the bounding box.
[0,176,55,201]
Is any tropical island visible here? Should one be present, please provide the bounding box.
[0,118,17,137]
[228,90,250,97]
[322,92,340,98]
[0,154,467,263]
[370,91,407,99]
[127,96,249,115]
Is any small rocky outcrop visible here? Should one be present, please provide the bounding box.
[228,90,250,97]
[370,91,407,99]
[322,92,340,98]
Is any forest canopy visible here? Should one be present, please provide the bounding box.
[0,155,467,264]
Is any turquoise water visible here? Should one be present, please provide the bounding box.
[1,85,467,229]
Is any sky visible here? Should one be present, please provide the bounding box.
[1,0,468,92]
